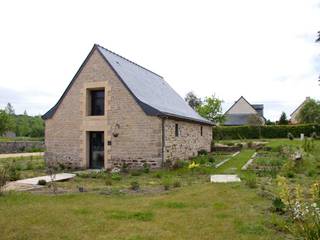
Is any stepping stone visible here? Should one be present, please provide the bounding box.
[241,152,257,170]
[210,174,241,183]
[16,173,76,185]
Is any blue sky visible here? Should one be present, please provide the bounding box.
[0,0,319,120]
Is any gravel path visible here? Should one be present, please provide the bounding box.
[0,152,44,159]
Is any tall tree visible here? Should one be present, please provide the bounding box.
[0,110,14,135]
[185,91,202,109]
[4,103,15,115]
[196,95,225,124]
[298,98,320,124]
[278,112,289,125]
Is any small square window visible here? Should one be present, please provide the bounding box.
[200,126,203,136]
[90,90,105,116]
[175,123,179,137]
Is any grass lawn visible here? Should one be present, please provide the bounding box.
[4,139,319,239]
[0,183,289,240]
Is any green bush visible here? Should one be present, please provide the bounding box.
[173,180,181,188]
[272,197,285,213]
[143,163,150,173]
[130,181,140,191]
[111,173,121,181]
[213,124,320,140]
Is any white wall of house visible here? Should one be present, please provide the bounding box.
[226,97,256,114]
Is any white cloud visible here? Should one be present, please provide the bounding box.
[0,0,319,120]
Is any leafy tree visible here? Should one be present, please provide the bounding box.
[0,110,15,136]
[247,114,264,126]
[278,112,289,125]
[5,103,15,115]
[298,98,320,124]
[185,91,202,109]
[196,95,224,124]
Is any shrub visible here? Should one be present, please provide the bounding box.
[272,197,285,213]
[208,155,215,163]
[242,173,257,188]
[287,132,294,140]
[247,141,253,149]
[171,160,186,170]
[173,180,181,188]
[0,167,8,195]
[7,162,20,181]
[111,173,121,181]
[213,124,320,140]
[198,149,208,155]
[121,162,129,173]
[153,172,162,179]
[37,179,46,185]
[143,163,150,173]
[130,181,140,191]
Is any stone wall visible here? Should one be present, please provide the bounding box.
[0,141,44,154]
[45,48,162,169]
[164,119,212,162]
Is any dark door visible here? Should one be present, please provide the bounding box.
[89,132,104,169]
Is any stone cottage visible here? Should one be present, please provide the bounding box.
[42,44,213,169]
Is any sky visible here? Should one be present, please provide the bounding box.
[0,0,319,121]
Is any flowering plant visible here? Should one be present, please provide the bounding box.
[277,176,320,239]
[188,161,200,170]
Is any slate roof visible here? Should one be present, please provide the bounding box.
[223,114,255,126]
[252,104,264,117]
[43,44,213,125]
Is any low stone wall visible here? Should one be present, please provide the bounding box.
[211,146,242,152]
[0,141,45,154]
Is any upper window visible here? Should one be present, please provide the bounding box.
[91,90,105,116]
[175,123,179,137]
[200,126,203,136]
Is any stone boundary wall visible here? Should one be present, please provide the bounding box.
[0,141,45,154]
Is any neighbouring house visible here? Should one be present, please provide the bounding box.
[42,44,213,169]
[2,131,16,138]
[223,96,266,126]
[290,97,311,124]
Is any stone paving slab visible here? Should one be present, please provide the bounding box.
[16,173,76,185]
[210,174,241,183]
[241,152,257,170]
[4,182,44,191]
[0,152,44,159]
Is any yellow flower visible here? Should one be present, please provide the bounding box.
[188,161,200,169]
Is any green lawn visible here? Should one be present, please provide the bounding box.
[0,183,290,240]
[2,140,312,239]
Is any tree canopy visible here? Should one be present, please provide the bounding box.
[0,103,44,137]
[184,91,202,109]
[195,95,225,124]
[297,98,320,124]
[278,112,289,125]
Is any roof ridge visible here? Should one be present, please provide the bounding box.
[95,44,163,79]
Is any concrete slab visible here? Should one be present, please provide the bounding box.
[0,152,44,159]
[16,173,76,185]
[210,174,241,183]
[241,152,257,170]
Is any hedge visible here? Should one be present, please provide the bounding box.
[213,124,320,140]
